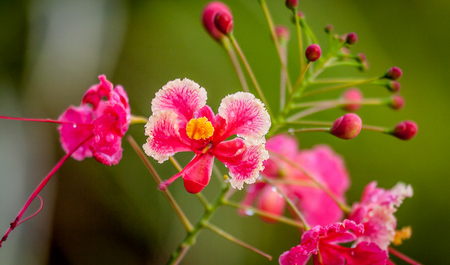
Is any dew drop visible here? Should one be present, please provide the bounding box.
[72,124,77,128]
[288,128,295,135]
[244,209,254,216]
[271,186,277,192]
[106,132,115,143]
[246,120,252,125]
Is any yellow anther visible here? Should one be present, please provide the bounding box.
[393,226,412,246]
[223,175,229,180]
[186,117,214,140]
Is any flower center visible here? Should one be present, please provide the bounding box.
[186,117,214,140]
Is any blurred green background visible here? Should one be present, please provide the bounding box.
[0,0,447,264]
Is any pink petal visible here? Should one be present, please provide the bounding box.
[82,75,113,109]
[218,92,271,145]
[194,105,216,122]
[214,140,269,189]
[182,154,214,193]
[256,185,286,222]
[58,105,95,160]
[151,78,207,124]
[341,242,388,265]
[91,114,123,166]
[263,135,300,178]
[279,248,310,265]
[143,110,192,163]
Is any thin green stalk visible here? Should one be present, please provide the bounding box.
[261,176,310,230]
[268,151,352,214]
[293,9,304,69]
[223,200,305,228]
[222,37,250,92]
[292,98,385,109]
[301,76,381,98]
[130,115,148,124]
[205,222,272,260]
[259,0,293,93]
[228,33,273,118]
[167,185,230,265]
[286,127,330,134]
[286,105,333,122]
[126,136,193,232]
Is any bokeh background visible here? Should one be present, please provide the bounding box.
[0,0,447,264]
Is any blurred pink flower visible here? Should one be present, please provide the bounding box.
[58,75,131,165]
[279,219,388,265]
[143,78,270,193]
[349,181,413,250]
[240,135,349,226]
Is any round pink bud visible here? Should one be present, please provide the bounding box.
[387,80,401,93]
[285,0,298,9]
[389,95,405,110]
[202,2,231,41]
[275,25,290,42]
[257,186,286,223]
[393,121,418,140]
[305,44,321,62]
[346,32,358,45]
[214,10,233,35]
[385,66,403,80]
[325,24,334,34]
[341,88,363,112]
[331,113,362,140]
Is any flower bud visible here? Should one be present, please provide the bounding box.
[387,80,401,93]
[214,10,233,35]
[346,32,358,45]
[291,11,304,24]
[305,44,321,62]
[285,0,298,9]
[389,95,405,110]
[275,25,290,43]
[357,53,369,71]
[385,66,403,80]
[392,121,418,140]
[324,24,334,34]
[257,186,286,223]
[331,113,362,140]
[202,2,231,41]
[341,88,363,112]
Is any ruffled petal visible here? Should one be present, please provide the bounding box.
[82,75,113,109]
[143,110,192,163]
[279,248,310,265]
[214,140,269,190]
[218,92,271,145]
[58,105,95,160]
[341,242,388,265]
[182,154,214,193]
[91,114,123,166]
[152,78,207,124]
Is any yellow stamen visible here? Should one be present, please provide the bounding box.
[186,117,214,140]
[223,175,229,180]
[393,226,412,246]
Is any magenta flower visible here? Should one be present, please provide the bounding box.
[279,220,388,265]
[240,135,349,226]
[349,181,413,250]
[58,75,131,165]
[143,78,270,193]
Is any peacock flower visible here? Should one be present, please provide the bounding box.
[143,78,270,193]
[279,220,388,265]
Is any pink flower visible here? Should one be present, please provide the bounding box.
[240,135,350,226]
[58,75,131,165]
[349,181,413,250]
[279,220,388,265]
[143,78,270,193]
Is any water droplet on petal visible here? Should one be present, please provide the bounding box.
[247,120,252,125]
[271,186,277,192]
[106,132,115,143]
[244,209,254,216]
[72,124,77,128]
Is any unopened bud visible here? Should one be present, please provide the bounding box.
[285,0,298,9]
[341,88,363,112]
[214,10,233,35]
[389,95,405,110]
[346,32,358,45]
[357,53,369,71]
[257,186,286,223]
[305,44,321,62]
[392,121,418,140]
[385,67,403,80]
[202,2,231,41]
[387,81,401,93]
[331,113,362,140]
[275,25,290,43]
[325,24,334,34]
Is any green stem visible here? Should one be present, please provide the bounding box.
[222,37,250,92]
[286,105,333,122]
[293,9,304,69]
[130,115,148,124]
[261,176,310,230]
[223,200,304,228]
[301,76,381,98]
[268,151,352,214]
[292,98,386,109]
[126,136,193,232]
[167,185,230,265]
[205,223,272,260]
[228,33,273,118]
[286,127,330,134]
